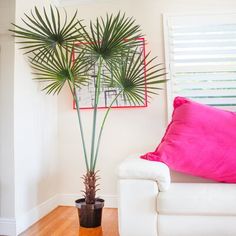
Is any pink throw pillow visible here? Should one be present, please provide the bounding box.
[141,97,236,183]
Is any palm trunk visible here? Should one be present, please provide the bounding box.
[82,171,99,204]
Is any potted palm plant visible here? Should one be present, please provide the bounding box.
[11,6,166,228]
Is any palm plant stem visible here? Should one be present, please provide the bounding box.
[92,90,123,171]
[67,80,89,171]
[90,57,103,171]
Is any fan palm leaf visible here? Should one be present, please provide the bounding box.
[10,6,83,61]
[30,45,92,94]
[77,12,143,64]
[106,48,166,105]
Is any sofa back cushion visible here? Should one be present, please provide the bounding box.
[141,97,236,183]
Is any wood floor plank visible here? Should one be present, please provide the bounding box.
[19,206,119,236]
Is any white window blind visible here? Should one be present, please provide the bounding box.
[164,13,236,118]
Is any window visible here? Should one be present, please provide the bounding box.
[163,13,236,119]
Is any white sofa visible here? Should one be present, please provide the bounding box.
[118,154,236,236]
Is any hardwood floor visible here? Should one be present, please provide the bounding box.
[19,206,119,236]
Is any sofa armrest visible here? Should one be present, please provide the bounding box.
[118,154,171,236]
[118,154,171,191]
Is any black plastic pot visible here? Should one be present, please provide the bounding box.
[75,198,104,228]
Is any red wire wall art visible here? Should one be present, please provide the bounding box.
[73,37,147,110]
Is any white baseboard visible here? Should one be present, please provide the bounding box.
[58,194,118,208]
[0,218,16,236]
[16,195,58,235]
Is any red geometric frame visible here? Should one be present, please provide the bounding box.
[73,37,147,110]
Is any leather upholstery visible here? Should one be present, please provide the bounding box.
[157,183,236,215]
[118,155,236,236]
[118,179,158,236]
[158,215,236,236]
[118,153,170,191]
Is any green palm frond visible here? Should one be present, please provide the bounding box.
[10,6,83,60]
[30,45,92,94]
[106,48,166,105]
[77,12,143,64]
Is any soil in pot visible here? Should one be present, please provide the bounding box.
[75,198,104,228]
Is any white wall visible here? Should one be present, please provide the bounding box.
[14,0,58,234]
[57,0,236,205]
[0,1,16,235]
[0,0,15,220]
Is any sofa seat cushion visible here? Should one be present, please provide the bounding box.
[157,183,236,215]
